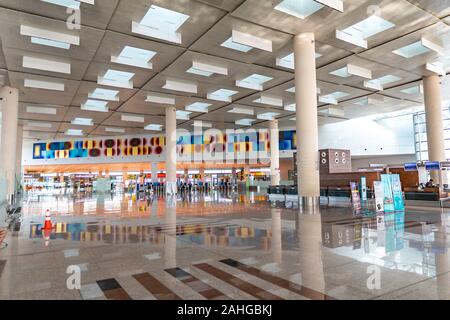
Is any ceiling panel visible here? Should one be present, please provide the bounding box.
[18,102,67,122]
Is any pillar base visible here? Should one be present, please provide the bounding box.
[300,196,320,208]
[7,194,15,206]
[165,182,178,195]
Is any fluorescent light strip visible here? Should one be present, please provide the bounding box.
[26,106,57,115]
[24,78,65,91]
[163,79,197,93]
[23,56,71,74]
[111,46,156,69]
[132,5,189,44]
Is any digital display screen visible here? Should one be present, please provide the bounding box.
[404,163,418,171]
[425,161,441,171]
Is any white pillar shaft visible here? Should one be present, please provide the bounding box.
[151,162,158,183]
[270,120,280,186]
[0,87,19,197]
[294,33,320,197]
[16,124,23,189]
[165,107,177,194]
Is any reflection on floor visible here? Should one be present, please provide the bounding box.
[0,191,449,300]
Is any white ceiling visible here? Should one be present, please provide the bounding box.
[0,0,449,140]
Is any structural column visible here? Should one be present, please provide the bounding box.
[294,33,320,202]
[151,162,158,183]
[165,106,177,195]
[15,124,23,193]
[0,86,19,204]
[269,120,280,186]
[423,75,446,183]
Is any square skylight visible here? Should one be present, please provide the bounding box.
[26,106,57,115]
[26,121,52,128]
[192,121,212,128]
[330,67,351,78]
[23,56,71,74]
[186,61,228,77]
[98,69,134,89]
[276,52,322,69]
[221,37,253,52]
[186,67,213,77]
[253,96,283,107]
[111,46,156,69]
[286,86,295,93]
[392,41,430,58]
[284,103,296,111]
[230,30,272,52]
[24,79,65,91]
[65,129,83,136]
[400,84,423,95]
[319,91,349,104]
[329,64,372,79]
[71,117,93,126]
[88,88,120,101]
[257,112,280,120]
[207,89,238,102]
[228,107,254,116]
[364,75,401,90]
[81,99,109,112]
[41,0,81,9]
[144,124,163,131]
[105,127,125,133]
[31,37,70,49]
[121,115,144,123]
[274,0,343,19]
[336,15,395,48]
[176,110,191,120]
[235,119,255,126]
[146,93,175,105]
[185,102,211,113]
[163,79,197,93]
[236,74,273,91]
[21,25,80,50]
[132,5,189,44]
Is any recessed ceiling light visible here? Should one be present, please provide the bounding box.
[364,75,401,91]
[65,129,83,136]
[274,0,343,19]
[23,56,71,74]
[257,112,280,120]
[276,52,322,69]
[24,78,65,91]
[392,37,444,58]
[20,25,80,50]
[105,127,125,133]
[121,114,144,123]
[186,61,228,77]
[132,5,189,44]
[144,124,163,131]
[185,102,211,113]
[319,91,349,104]
[81,99,109,112]
[163,79,197,93]
[253,96,283,107]
[176,110,191,120]
[207,89,238,102]
[88,88,120,101]
[228,106,254,115]
[71,117,93,126]
[26,106,58,115]
[329,64,372,79]
[236,74,273,91]
[98,69,134,89]
[221,37,253,52]
[235,118,255,126]
[146,93,175,105]
[111,46,156,69]
[336,15,395,48]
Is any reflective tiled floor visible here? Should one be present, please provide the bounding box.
[0,191,449,300]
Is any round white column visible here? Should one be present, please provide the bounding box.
[151,162,158,184]
[0,86,19,203]
[15,124,23,193]
[165,106,177,195]
[269,120,280,186]
[294,33,320,201]
[423,75,446,183]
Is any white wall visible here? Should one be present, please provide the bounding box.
[318,114,415,157]
[351,154,417,171]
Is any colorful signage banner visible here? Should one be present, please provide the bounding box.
[381,174,395,212]
[360,176,367,202]
[373,181,384,212]
[391,174,405,211]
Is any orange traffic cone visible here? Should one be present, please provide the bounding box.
[42,209,53,230]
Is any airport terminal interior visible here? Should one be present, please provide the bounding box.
[1,0,450,301]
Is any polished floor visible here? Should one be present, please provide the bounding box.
[0,190,449,300]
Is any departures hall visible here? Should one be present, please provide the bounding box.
[0,0,450,304]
